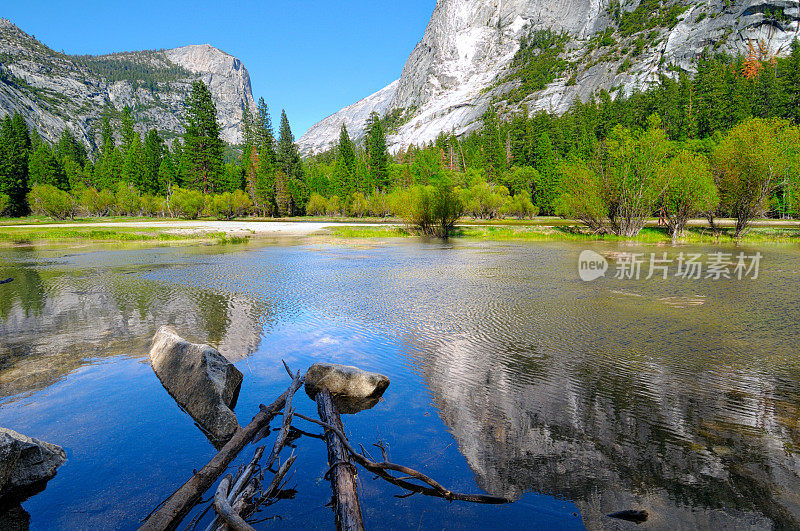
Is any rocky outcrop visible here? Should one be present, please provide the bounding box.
[0,428,66,500]
[299,80,399,157]
[148,326,243,443]
[305,363,389,413]
[298,0,800,154]
[0,19,255,147]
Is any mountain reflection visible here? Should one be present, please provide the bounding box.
[416,330,800,528]
[0,254,267,399]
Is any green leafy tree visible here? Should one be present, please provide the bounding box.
[713,118,797,238]
[115,181,141,215]
[554,160,609,233]
[169,187,205,219]
[605,117,672,236]
[658,150,719,238]
[78,187,116,216]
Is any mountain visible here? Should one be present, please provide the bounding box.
[0,19,255,148]
[298,0,800,155]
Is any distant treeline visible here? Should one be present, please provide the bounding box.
[1,41,799,239]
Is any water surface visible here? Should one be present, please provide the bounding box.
[0,238,799,529]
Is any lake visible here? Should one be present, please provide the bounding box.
[1,238,799,529]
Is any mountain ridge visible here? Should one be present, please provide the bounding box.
[0,19,255,148]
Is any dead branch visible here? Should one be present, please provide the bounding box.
[212,475,255,531]
[264,370,300,470]
[205,446,265,531]
[294,412,509,505]
[140,373,304,531]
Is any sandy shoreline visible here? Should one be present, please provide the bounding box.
[0,220,393,236]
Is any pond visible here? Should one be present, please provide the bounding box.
[0,238,799,529]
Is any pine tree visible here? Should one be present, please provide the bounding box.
[123,132,144,188]
[781,38,800,123]
[0,114,31,215]
[142,129,164,195]
[29,142,67,190]
[120,105,136,153]
[365,112,390,191]
[183,80,225,193]
[158,149,177,196]
[276,110,306,214]
[56,129,87,167]
[480,105,505,181]
[337,123,356,180]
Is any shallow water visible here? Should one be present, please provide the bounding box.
[0,238,799,529]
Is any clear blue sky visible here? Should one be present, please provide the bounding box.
[3,0,435,137]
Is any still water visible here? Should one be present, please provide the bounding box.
[0,238,799,529]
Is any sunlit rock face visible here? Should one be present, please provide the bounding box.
[298,0,800,154]
[0,19,255,146]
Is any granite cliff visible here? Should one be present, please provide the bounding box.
[298,0,800,155]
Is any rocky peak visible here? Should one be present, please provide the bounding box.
[0,20,255,147]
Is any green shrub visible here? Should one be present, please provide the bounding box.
[27,184,78,220]
[169,187,205,219]
[368,190,391,217]
[397,177,464,237]
[140,194,166,217]
[115,182,141,216]
[350,192,369,217]
[326,195,343,217]
[460,181,509,219]
[306,193,328,216]
[79,187,115,216]
[502,193,539,219]
[207,190,253,220]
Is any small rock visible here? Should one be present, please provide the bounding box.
[0,428,66,500]
[149,326,243,444]
[305,363,389,413]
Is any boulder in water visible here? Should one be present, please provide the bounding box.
[149,326,243,444]
[305,363,389,413]
[0,428,66,500]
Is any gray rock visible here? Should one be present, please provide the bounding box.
[305,363,389,412]
[0,428,66,500]
[149,326,243,443]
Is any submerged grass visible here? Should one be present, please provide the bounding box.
[329,224,800,244]
[327,226,414,238]
[0,226,220,246]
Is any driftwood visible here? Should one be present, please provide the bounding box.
[204,446,264,531]
[213,474,255,531]
[316,388,365,531]
[140,369,304,531]
[295,412,509,505]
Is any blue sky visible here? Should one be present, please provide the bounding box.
[3,0,435,137]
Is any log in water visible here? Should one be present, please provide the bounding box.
[316,388,365,531]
